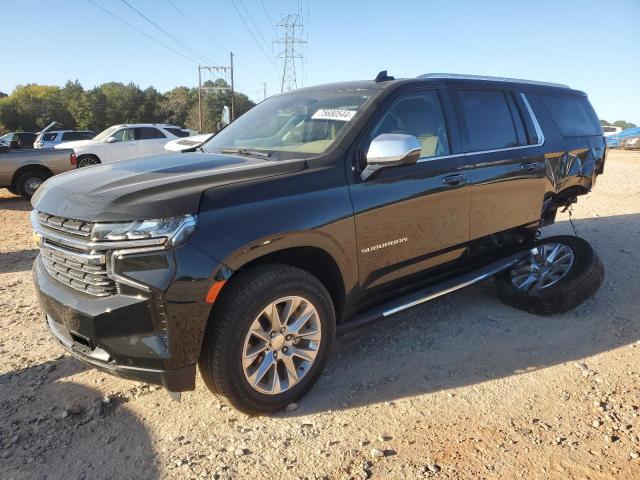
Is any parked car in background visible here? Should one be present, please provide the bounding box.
[601,125,622,137]
[55,123,193,167]
[34,130,95,149]
[606,127,640,148]
[0,148,75,198]
[623,136,640,150]
[0,132,37,149]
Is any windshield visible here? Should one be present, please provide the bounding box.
[93,126,120,142]
[201,89,374,157]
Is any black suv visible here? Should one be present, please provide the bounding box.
[31,73,605,413]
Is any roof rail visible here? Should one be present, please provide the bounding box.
[418,73,570,89]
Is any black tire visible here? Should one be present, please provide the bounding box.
[7,185,18,195]
[77,155,101,168]
[15,170,50,199]
[495,235,604,315]
[199,264,336,414]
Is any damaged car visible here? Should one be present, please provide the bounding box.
[31,72,605,413]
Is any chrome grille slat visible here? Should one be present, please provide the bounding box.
[35,213,116,296]
[37,212,92,238]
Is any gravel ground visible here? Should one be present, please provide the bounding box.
[1,150,639,480]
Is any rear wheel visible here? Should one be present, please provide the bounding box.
[77,155,101,168]
[15,170,50,199]
[495,235,604,315]
[199,264,335,414]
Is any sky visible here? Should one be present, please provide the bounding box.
[2,0,639,124]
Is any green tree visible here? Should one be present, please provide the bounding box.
[612,120,637,130]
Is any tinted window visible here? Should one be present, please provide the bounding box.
[370,91,450,159]
[164,127,190,137]
[458,90,518,151]
[111,128,135,141]
[43,133,58,141]
[540,94,602,137]
[135,127,166,140]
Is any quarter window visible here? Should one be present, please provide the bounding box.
[43,133,58,141]
[370,91,450,159]
[538,94,601,137]
[458,90,519,151]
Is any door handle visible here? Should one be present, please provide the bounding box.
[442,174,466,186]
[521,162,538,172]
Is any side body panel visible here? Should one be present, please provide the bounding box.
[0,149,74,187]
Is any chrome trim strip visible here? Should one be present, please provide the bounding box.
[415,94,544,164]
[417,73,570,89]
[520,92,545,146]
[382,257,522,317]
[41,240,106,265]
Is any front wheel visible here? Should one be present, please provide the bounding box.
[199,264,335,414]
[495,235,604,315]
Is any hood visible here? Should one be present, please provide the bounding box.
[31,151,305,222]
[54,139,97,150]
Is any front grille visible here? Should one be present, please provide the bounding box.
[37,211,92,238]
[41,242,116,296]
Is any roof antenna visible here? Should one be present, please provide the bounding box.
[374,70,395,83]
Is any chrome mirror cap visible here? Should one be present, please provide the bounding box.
[362,134,421,180]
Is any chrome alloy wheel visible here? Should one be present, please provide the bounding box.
[78,157,99,167]
[23,177,43,196]
[242,296,322,395]
[510,242,575,291]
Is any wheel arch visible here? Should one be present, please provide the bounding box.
[11,164,53,188]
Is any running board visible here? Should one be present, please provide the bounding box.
[338,251,528,331]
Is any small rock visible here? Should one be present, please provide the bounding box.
[518,428,533,435]
[234,448,247,457]
[630,451,640,460]
[64,404,82,415]
[377,435,391,442]
[426,463,441,474]
[592,420,602,428]
[285,403,298,412]
[370,448,384,458]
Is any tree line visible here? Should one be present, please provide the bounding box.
[600,119,636,130]
[0,79,255,135]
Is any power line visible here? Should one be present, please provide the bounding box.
[86,0,200,65]
[237,0,272,52]
[259,0,278,35]
[163,0,257,80]
[229,0,276,66]
[119,0,220,68]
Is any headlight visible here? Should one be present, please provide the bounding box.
[91,214,197,246]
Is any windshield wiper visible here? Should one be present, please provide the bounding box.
[220,148,271,159]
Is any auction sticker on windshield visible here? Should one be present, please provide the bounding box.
[311,109,357,122]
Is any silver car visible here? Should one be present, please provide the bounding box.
[34,130,95,149]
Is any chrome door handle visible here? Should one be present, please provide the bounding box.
[442,174,466,186]
[521,162,538,172]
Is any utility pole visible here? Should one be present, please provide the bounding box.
[273,14,306,93]
[197,52,235,132]
[263,82,267,100]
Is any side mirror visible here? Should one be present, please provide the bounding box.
[361,133,421,180]
[106,136,118,143]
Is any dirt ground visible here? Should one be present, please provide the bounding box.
[1,150,639,480]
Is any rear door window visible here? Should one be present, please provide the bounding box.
[164,127,190,137]
[135,127,166,140]
[538,94,602,137]
[43,133,58,141]
[456,90,519,151]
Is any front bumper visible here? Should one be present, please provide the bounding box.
[32,242,221,391]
